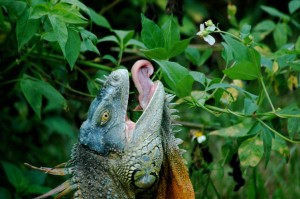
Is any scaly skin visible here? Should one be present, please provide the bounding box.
[28,60,194,199]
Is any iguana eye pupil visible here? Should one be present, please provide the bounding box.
[100,110,110,125]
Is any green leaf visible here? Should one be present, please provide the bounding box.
[206,83,258,100]
[113,30,134,47]
[161,16,180,50]
[273,23,288,48]
[253,20,276,32]
[185,47,201,66]
[189,71,206,86]
[221,42,233,65]
[80,29,100,55]
[223,60,259,80]
[41,30,56,42]
[127,39,146,48]
[167,37,191,58]
[88,7,111,29]
[243,98,258,115]
[65,28,81,69]
[155,60,194,97]
[16,8,40,50]
[20,76,43,118]
[25,170,46,185]
[43,116,74,137]
[295,36,300,51]
[142,48,169,60]
[30,4,49,19]
[60,0,90,15]
[52,3,87,24]
[240,24,251,39]
[98,35,119,44]
[0,187,11,199]
[222,35,248,61]
[141,14,163,49]
[289,0,300,14]
[261,5,290,21]
[272,135,290,162]
[261,127,273,167]
[20,75,67,119]
[0,0,27,17]
[210,122,253,137]
[238,136,264,167]
[1,162,28,193]
[287,117,299,138]
[48,15,68,56]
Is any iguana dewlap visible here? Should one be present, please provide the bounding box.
[27,60,195,199]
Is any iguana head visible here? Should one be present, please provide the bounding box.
[79,69,130,155]
[79,60,164,156]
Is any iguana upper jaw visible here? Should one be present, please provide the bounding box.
[125,60,164,142]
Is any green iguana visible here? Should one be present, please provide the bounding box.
[26,60,195,199]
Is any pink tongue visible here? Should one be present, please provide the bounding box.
[131,60,156,110]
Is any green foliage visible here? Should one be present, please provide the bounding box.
[1,0,300,198]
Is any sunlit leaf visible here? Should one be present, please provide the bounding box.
[60,0,90,15]
[48,15,68,56]
[141,14,163,49]
[222,35,248,61]
[210,122,253,137]
[30,4,49,19]
[142,48,169,60]
[189,71,206,86]
[167,38,192,58]
[223,61,259,80]
[88,7,111,29]
[155,60,194,97]
[238,136,264,167]
[272,135,290,162]
[161,16,180,50]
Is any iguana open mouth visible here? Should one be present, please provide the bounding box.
[125,60,161,141]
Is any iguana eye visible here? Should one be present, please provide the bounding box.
[100,110,111,125]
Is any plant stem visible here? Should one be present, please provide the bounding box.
[257,118,300,144]
[259,77,275,112]
[3,44,36,74]
[215,29,242,42]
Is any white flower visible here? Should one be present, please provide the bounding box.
[196,20,216,45]
[191,130,207,144]
[196,135,207,143]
